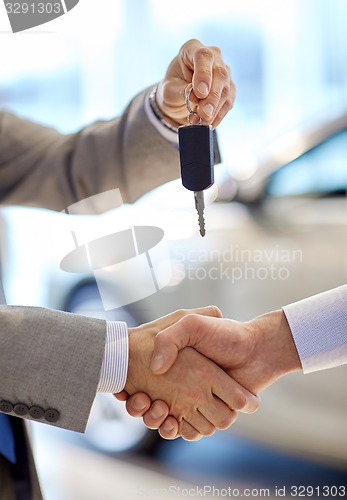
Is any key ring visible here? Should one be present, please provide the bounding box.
[185,83,202,125]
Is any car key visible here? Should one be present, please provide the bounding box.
[178,84,214,237]
[179,124,214,236]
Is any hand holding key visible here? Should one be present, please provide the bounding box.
[155,39,235,128]
[153,39,235,236]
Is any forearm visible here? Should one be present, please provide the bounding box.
[250,286,347,384]
[0,89,180,211]
[249,310,302,386]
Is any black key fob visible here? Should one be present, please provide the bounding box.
[178,124,214,192]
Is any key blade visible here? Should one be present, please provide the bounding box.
[194,191,206,237]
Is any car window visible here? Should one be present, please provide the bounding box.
[266,129,347,197]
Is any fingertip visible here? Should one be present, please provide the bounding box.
[249,394,261,414]
[150,353,165,373]
[241,394,261,415]
[125,394,151,417]
[158,417,180,440]
[207,305,223,318]
[218,409,238,430]
[182,433,203,442]
[113,390,129,402]
[196,305,223,319]
[195,81,209,98]
[143,401,170,429]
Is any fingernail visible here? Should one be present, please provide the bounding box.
[197,81,209,96]
[150,405,165,419]
[133,396,147,411]
[150,354,164,372]
[163,421,175,432]
[203,103,214,118]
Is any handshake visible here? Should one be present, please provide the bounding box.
[116,306,302,441]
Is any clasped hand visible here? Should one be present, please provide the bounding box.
[118,307,259,441]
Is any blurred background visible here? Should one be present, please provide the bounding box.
[1,0,347,498]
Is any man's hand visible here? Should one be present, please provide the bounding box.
[151,311,301,388]
[115,307,259,441]
[123,310,301,439]
[157,39,235,128]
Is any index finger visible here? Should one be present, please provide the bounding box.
[211,368,260,415]
[145,305,222,333]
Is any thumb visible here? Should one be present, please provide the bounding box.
[150,338,179,375]
[150,313,214,374]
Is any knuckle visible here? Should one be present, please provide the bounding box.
[180,313,199,329]
[225,98,234,110]
[215,64,229,80]
[210,88,222,100]
[216,99,233,121]
[198,67,213,79]
[209,45,222,56]
[196,47,214,60]
[176,308,200,323]
[180,38,197,55]
[221,85,231,98]
[208,305,222,318]
[177,308,190,318]
[190,389,204,406]
[184,38,200,48]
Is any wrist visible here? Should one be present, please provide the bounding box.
[124,327,154,395]
[251,310,302,380]
[149,86,181,132]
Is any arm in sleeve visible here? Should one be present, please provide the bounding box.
[0,306,107,432]
[282,285,347,373]
[0,88,181,210]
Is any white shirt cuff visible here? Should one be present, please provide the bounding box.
[144,89,178,148]
[283,285,347,374]
[97,321,128,393]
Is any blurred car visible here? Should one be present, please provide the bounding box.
[1,109,346,466]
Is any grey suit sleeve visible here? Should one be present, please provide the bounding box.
[283,285,347,373]
[0,306,106,432]
[0,88,180,210]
